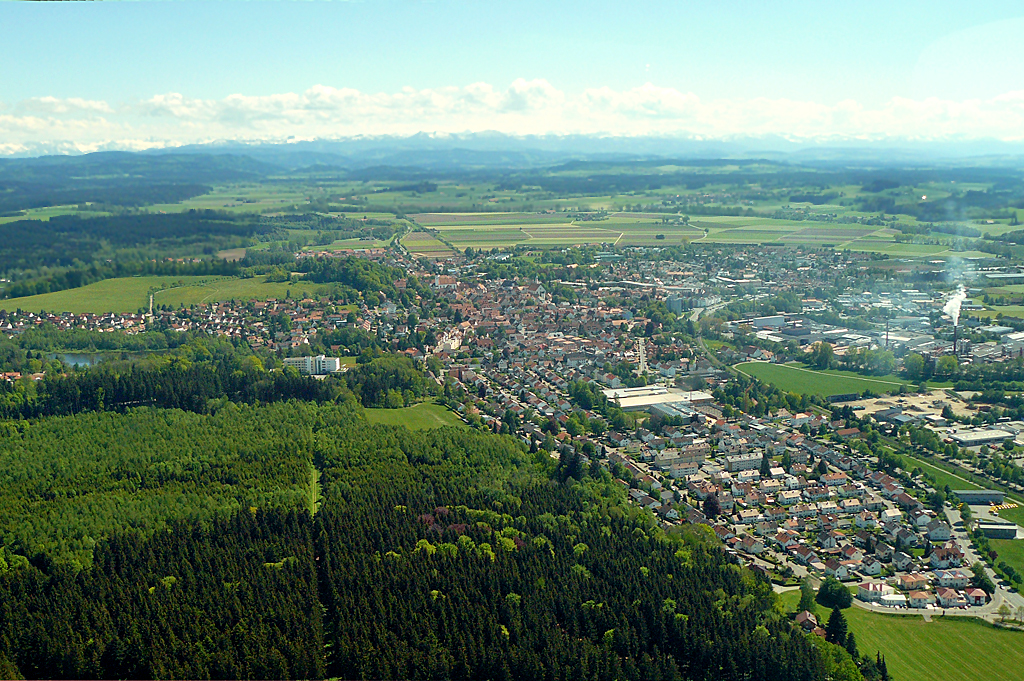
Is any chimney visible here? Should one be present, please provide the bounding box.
[953,323,958,357]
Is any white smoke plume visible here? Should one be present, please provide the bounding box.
[943,284,967,326]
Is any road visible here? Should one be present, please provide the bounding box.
[689,300,728,324]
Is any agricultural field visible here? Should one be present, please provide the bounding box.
[401,211,996,256]
[2,275,326,314]
[154,276,329,308]
[363,402,465,430]
[779,590,1024,681]
[735,361,911,396]
[0,205,110,225]
[402,230,454,258]
[145,183,312,214]
[976,305,1024,320]
[425,212,705,249]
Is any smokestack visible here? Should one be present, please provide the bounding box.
[953,323,958,357]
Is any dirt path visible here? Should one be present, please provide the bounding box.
[308,464,323,516]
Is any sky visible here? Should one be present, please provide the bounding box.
[3,0,1024,154]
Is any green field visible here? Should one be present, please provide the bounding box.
[780,590,1024,681]
[998,504,1024,526]
[364,402,465,430]
[899,453,981,491]
[402,230,454,257]
[415,211,992,255]
[991,537,1024,577]
[736,362,910,396]
[4,275,327,314]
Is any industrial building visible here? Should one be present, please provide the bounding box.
[978,523,1018,539]
[602,386,714,411]
[954,489,1006,505]
[949,429,1014,448]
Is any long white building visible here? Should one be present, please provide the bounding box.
[283,355,342,375]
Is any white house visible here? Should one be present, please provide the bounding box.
[857,581,893,602]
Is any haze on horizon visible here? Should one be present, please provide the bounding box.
[4,0,1024,155]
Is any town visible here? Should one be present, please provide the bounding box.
[5,236,1024,632]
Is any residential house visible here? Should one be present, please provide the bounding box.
[899,573,929,592]
[738,536,765,555]
[965,588,988,606]
[893,551,915,572]
[825,558,851,580]
[860,555,883,576]
[930,546,964,569]
[857,581,893,602]
[795,611,818,631]
[926,520,953,542]
[935,588,967,608]
[908,591,934,609]
[934,569,970,589]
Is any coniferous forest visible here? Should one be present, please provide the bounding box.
[0,383,864,680]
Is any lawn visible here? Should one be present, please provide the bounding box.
[815,367,953,389]
[364,402,465,430]
[998,504,1024,526]
[4,275,327,314]
[779,590,1024,681]
[899,454,981,492]
[736,362,910,397]
[991,537,1024,579]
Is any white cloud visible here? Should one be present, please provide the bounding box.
[5,81,1024,154]
[18,96,113,115]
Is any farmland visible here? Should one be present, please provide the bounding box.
[402,230,454,258]
[2,275,326,314]
[779,590,1024,681]
[363,402,465,430]
[398,211,996,256]
[735,362,911,396]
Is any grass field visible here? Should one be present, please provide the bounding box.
[4,275,327,314]
[991,537,1024,577]
[364,402,465,430]
[779,590,1024,681]
[736,362,910,396]
[998,505,1024,526]
[898,454,981,491]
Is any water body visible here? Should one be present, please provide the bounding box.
[48,352,136,368]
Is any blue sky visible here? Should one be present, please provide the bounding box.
[3,1,1024,153]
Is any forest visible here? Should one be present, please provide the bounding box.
[0,398,865,680]
[0,211,268,274]
[0,152,272,213]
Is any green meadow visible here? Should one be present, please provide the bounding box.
[363,402,465,430]
[3,275,327,314]
[779,590,1024,681]
[735,362,911,396]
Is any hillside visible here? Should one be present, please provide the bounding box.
[0,401,857,680]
